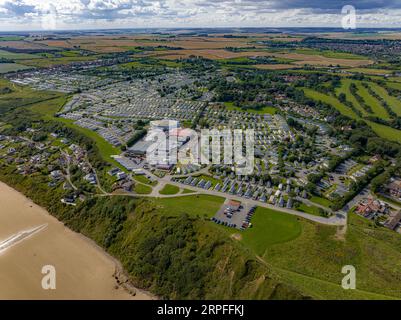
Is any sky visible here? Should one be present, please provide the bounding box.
[0,0,401,31]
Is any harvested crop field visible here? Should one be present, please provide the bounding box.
[253,64,300,70]
[156,49,372,67]
[269,52,373,67]
[155,49,275,60]
[0,40,55,51]
[39,35,264,53]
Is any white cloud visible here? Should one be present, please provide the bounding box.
[0,0,400,30]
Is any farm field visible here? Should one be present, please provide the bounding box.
[38,36,266,53]
[347,68,396,75]
[0,49,41,60]
[0,63,31,74]
[253,64,299,70]
[293,48,368,60]
[268,52,373,67]
[19,56,98,68]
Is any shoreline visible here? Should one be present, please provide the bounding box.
[0,180,156,300]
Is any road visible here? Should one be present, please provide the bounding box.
[104,170,346,226]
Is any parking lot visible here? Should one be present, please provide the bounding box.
[212,199,255,230]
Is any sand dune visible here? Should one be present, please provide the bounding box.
[0,181,153,300]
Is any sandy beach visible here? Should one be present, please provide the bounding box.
[0,181,153,300]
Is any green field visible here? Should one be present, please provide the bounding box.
[0,49,41,60]
[303,88,359,119]
[369,82,401,117]
[134,183,152,194]
[297,203,324,216]
[0,78,61,113]
[294,48,367,60]
[149,194,225,218]
[133,174,157,186]
[365,120,401,143]
[0,63,31,74]
[241,207,302,255]
[347,67,394,75]
[159,184,180,195]
[223,102,277,115]
[20,56,97,68]
[304,86,401,142]
[258,213,401,299]
[309,196,333,208]
[335,79,368,116]
[28,97,122,166]
[356,83,390,120]
[0,36,25,41]
[386,81,401,91]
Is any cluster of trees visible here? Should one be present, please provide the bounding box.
[349,83,373,114]
[126,128,147,148]
[363,82,397,117]
[338,91,363,118]
[0,57,14,63]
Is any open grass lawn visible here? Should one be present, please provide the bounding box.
[0,49,41,60]
[19,56,98,68]
[223,102,277,115]
[0,63,31,74]
[348,67,394,75]
[356,83,390,120]
[259,213,401,299]
[182,188,196,194]
[134,183,152,195]
[304,85,401,143]
[297,203,324,216]
[386,81,401,91]
[133,174,157,186]
[369,82,401,117]
[335,79,368,116]
[159,184,180,195]
[241,207,302,255]
[294,48,367,60]
[150,194,225,218]
[309,196,333,208]
[366,120,401,144]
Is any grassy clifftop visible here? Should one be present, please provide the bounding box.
[64,196,308,300]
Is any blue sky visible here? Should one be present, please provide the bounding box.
[0,0,401,31]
